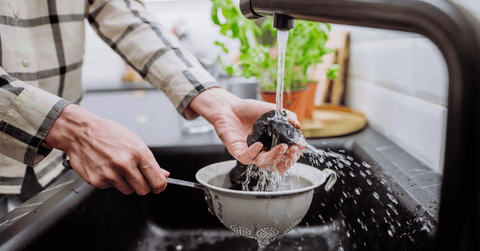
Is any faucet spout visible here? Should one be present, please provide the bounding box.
[273,13,294,31]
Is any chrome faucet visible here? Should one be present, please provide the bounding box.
[239,0,480,250]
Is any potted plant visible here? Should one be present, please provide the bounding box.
[210,0,339,123]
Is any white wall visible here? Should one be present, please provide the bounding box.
[336,1,480,173]
[337,25,448,173]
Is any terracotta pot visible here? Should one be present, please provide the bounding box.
[261,88,310,123]
[303,82,318,120]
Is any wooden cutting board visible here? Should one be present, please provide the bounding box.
[310,30,350,106]
[301,105,367,138]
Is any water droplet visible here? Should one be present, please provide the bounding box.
[355,188,361,195]
[387,204,399,215]
[388,230,394,237]
[387,193,398,204]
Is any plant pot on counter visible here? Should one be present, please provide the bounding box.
[303,82,318,120]
[261,86,311,123]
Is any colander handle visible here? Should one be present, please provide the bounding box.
[322,169,338,191]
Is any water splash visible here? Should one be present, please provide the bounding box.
[242,163,286,192]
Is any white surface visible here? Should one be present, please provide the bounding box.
[340,24,449,172]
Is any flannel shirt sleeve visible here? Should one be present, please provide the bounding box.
[0,68,71,167]
[87,0,220,120]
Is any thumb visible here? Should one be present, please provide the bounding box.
[234,142,263,164]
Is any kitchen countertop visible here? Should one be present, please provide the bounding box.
[83,88,223,147]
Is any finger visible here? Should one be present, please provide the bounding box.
[97,183,112,189]
[236,142,263,164]
[138,154,169,194]
[112,178,135,195]
[254,143,288,169]
[285,110,302,129]
[277,145,301,174]
[98,166,135,194]
[121,165,152,196]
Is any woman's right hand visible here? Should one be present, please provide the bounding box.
[45,104,170,195]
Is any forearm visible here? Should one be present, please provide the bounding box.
[44,104,95,152]
[187,87,242,124]
[88,0,219,120]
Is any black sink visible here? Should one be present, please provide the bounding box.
[0,127,439,251]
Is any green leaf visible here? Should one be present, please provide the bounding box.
[211,7,221,25]
[210,0,336,91]
[327,64,340,80]
[219,24,231,36]
[214,41,229,53]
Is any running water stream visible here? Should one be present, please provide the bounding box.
[276,30,289,114]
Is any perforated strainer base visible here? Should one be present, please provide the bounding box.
[229,220,302,242]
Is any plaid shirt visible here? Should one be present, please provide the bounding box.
[0,0,218,194]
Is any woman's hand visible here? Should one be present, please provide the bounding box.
[188,88,304,174]
[45,104,170,195]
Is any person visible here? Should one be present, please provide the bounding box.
[0,0,302,208]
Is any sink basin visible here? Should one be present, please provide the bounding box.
[0,127,438,251]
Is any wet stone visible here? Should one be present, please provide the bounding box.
[229,110,302,191]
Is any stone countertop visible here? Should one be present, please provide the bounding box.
[84,87,224,148]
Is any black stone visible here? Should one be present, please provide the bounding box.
[228,110,303,190]
[246,110,302,150]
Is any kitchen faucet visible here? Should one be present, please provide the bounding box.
[239,0,480,250]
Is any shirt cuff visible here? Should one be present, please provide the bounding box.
[0,72,71,167]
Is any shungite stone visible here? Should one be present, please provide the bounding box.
[229,110,303,190]
[228,161,260,191]
[246,110,302,150]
